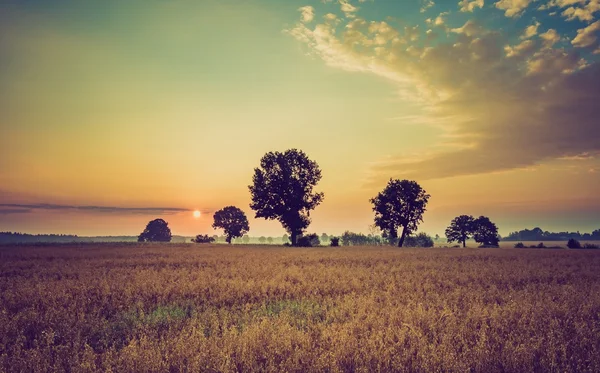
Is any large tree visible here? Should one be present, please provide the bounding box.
[445,215,476,248]
[249,149,324,246]
[370,179,430,247]
[138,219,172,242]
[473,216,500,247]
[212,206,249,244]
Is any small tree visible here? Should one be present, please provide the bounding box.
[259,236,266,244]
[404,232,434,247]
[249,149,324,246]
[445,215,476,248]
[370,179,430,247]
[330,237,340,247]
[138,219,172,242]
[567,238,581,249]
[297,233,320,247]
[243,235,250,244]
[267,237,273,244]
[282,234,289,244]
[473,216,499,247]
[321,233,329,243]
[212,206,250,244]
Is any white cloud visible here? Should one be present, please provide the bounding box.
[539,0,600,22]
[298,6,315,23]
[339,0,359,18]
[421,0,435,13]
[459,0,485,12]
[495,0,534,17]
[572,20,600,47]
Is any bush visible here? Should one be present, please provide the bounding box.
[567,238,581,249]
[514,242,525,248]
[537,242,546,248]
[330,237,340,247]
[583,243,599,249]
[297,233,320,247]
[479,244,500,248]
[403,232,435,248]
[191,234,215,244]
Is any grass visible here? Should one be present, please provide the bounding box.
[1,244,599,372]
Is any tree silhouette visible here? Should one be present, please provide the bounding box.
[445,215,476,247]
[259,236,266,243]
[212,206,249,244]
[138,219,172,242]
[473,216,499,247]
[249,149,324,246]
[370,179,430,247]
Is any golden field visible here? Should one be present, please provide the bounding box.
[1,244,599,372]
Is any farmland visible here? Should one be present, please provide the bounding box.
[1,244,599,372]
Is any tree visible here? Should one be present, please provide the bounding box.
[243,235,250,244]
[321,233,329,243]
[282,234,289,244]
[445,215,476,248]
[249,149,324,246]
[138,219,172,242]
[297,233,320,247]
[473,216,499,247]
[370,179,430,247]
[212,206,249,244]
[259,236,266,244]
[267,237,273,244]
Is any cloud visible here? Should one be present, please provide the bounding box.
[298,6,315,23]
[287,6,600,182]
[495,0,534,17]
[539,0,600,22]
[572,20,600,47]
[459,0,485,12]
[521,20,541,39]
[339,0,359,18]
[0,203,195,215]
[540,28,561,47]
[421,0,435,13]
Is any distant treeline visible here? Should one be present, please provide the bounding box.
[502,228,600,241]
[0,232,190,244]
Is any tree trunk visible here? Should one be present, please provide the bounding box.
[291,231,298,246]
[462,238,466,248]
[398,226,408,247]
[227,235,232,244]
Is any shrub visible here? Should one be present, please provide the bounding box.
[403,232,434,248]
[583,243,599,249]
[537,242,546,248]
[191,234,215,244]
[567,238,582,249]
[297,233,320,247]
[514,242,525,248]
[330,237,340,247]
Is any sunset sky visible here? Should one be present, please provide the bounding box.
[1,0,599,237]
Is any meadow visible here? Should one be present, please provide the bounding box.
[1,244,599,372]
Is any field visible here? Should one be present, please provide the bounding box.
[1,244,599,372]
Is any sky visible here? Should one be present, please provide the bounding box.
[0,0,599,238]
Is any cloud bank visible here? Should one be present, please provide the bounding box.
[287,0,600,182]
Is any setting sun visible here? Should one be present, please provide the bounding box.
[193,210,201,219]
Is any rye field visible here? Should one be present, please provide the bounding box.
[1,244,599,372]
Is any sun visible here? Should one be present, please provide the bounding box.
[193,210,201,218]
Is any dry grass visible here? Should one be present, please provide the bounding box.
[1,244,599,372]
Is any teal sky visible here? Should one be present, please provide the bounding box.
[1,0,599,237]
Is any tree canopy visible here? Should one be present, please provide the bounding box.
[473,216,500,247]
[212,206,249,244]
[138,219,172,242]
[370,179,430,247]
[249,149,324,246]
[445,215,476,247]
